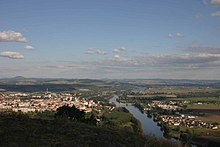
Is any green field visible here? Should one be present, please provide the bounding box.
[187,103,220,109]
[102,107,143,134]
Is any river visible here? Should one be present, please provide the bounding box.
[109,95,164,137]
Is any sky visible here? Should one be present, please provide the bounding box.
[0,0,220,79]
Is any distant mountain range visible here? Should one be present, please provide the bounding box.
[1,76,220,86]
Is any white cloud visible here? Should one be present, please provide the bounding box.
[85,48,107,55]
[96,49,107,55]
[70,52,219,79]
[0,51,24,59]
[178,43,220,54]
[114,54,121,59]
[113,47,127,53]
[211,0,220,6]
[168,33,185,38]
[211,11,220,16]
[92,53,220,70]
[0,31,27,42]
[111,54,129,62]
[113,49,120,53]
[85,48,95,54]
[2,53,220,79]
[25,45,34,50]
[43,64,79,69]
[156,54,220,65]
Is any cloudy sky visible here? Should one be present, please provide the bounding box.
[0,0,220,79]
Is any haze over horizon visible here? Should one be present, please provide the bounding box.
[1,0,220,79]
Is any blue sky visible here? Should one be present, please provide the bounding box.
[0,0,220,79]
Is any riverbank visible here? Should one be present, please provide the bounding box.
[102,107,144,134]
[144,107,220,146]
[109,95,164,137]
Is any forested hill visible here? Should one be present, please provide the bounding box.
[0,113,176,147]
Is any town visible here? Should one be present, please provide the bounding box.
[144,101,219,130]
[0,91,113,115]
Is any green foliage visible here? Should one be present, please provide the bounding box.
[84,113,97,125]
[134,103,144,113]
[102,107,143,134]
[28,110,55,120]
[55,105,98,126]
[55,105,85,121]
[163,125,170,134]
[182,105,187,109]
[0,113,177,147]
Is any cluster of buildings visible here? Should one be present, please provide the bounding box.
[152,101,178,110]
[145,101,219,130]
[0,92,101,113]
[160,115,218,130]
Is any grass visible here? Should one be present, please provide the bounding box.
[171,97,220,102]
[103,107,143,134]
[168,125,220,146]
[198,113,220,123]
[187,104,220,110]
[145,87,220,94]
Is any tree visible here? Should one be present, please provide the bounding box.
[182,105,187,109]
[86,113,97,125]
[55,105,85,121]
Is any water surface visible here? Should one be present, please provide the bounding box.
[109,95,163,137]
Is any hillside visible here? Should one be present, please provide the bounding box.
[0,113,176,147]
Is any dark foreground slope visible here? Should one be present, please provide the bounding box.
[0,113,176,147]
